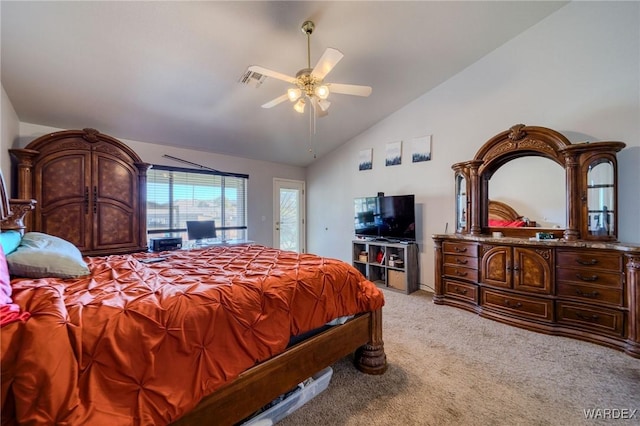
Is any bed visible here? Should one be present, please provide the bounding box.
[487,200,535,228]
[0,174,387,425]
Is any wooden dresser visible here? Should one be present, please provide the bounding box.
[434,235,640,357]
[436,124,639,358]
[10,128,150,256]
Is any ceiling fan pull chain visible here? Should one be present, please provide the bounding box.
[308,107,317,158]
[307,30,311,69]
[310,105,315,137]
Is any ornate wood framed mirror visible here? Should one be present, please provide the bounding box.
[453,124,625,241]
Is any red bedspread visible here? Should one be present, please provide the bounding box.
[0,245,384,425]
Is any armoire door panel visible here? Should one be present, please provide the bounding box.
[37,153,89,206]
[92,153,139,251]
[94,155,136,208]
[41,204,92,252]
[36,152,92,249]
[95,203,138,247]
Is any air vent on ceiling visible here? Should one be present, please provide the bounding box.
[239,68,267,88]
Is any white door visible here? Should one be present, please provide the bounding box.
[274,178,305,253]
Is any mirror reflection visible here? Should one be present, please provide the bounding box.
[489,156,566,228]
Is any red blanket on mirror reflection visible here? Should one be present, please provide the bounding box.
[0,245,384,425]
[488,219,526,227]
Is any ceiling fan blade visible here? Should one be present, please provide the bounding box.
[311,48,344,80]
[327,83,372,97]
[261,94,289,109]
[248,65,297,85]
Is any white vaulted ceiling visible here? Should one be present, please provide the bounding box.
[1,1,567,167]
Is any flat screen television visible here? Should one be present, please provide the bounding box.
[354,195,415,241]
[186,220,217,242]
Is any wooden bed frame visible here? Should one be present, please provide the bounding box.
[488,200,524,223]
[174,311,386,425]
[0,170,387,425]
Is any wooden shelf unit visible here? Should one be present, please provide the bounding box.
[352,239,419,294]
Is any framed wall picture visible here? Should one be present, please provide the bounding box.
[358,148,373,171]
[385,141,402,166]
[411,135,432,163]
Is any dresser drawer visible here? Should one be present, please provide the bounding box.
[481,289,553,322]
[556,268,622,288]
[442,241,477,257]
[557,282,623,307]
[444,254,478,269]
[443,265,479,282]
[556,301,625,337]
[443,280,478,303]
[556,250,622,272]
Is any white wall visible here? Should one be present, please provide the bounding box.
[1,85,20,186]
[15,122,306,247]
[307,1,640,291]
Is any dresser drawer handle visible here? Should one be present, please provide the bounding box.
[454,247,467,253]
[455,269,468,277]
[455,258,468,265]
[576,258,598,266]
[576,273,599,282]
[504,300,523,309]
[576,289,600,298]
[454,287,468,295]
[576,312,600,322]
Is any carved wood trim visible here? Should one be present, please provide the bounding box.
[534,248,551,260]
[0,199,37,235]
[474,124,571,177]
[462,124,626,241]
[481,244,496,256]
[355,308,387,374]
[14,129,145,164]
[625,253,640,357]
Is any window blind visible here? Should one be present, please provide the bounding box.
[147,165,248,241]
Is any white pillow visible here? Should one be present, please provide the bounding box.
[6,232,90,279]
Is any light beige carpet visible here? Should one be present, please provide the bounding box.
[279,289,640,426]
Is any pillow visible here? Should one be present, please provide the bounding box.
[6,232,90,279]
[0,244,12,305]
[0,230,22,255]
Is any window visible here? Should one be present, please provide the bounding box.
[147,165,248,242]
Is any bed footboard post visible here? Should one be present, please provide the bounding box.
[354,308,387,374]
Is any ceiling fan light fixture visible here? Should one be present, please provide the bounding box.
[287,87,302,102]
[315,85,330,100]
[317,99,331,112]
[294,98,306,113]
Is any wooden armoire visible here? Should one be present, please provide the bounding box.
[10,128,150,256]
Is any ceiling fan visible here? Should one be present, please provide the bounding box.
[248,20,372,118]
